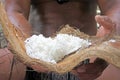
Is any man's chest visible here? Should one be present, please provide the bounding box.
[31,0,93,5]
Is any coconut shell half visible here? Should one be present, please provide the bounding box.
[0,2,120,74]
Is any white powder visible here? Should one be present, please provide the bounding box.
[25,34,91,64]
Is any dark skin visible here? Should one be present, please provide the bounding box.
[4,0,120,80]
[5,0,97,36]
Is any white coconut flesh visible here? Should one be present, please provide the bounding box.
[25,34,91,64]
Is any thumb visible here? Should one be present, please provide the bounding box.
[95,15,115,37]
[95,15,115,30]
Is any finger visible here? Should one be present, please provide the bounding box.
[95,15,116,37]
[31,65,49,73]
[95,15,115,30]
[110,41,120,49]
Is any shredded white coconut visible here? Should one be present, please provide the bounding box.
[109,39,116,42]
[25,34,91,64]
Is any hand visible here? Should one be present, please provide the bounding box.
[95,15,120,48]
[71,58,108,80]
[95,15,116,37]
[71,15,114,80]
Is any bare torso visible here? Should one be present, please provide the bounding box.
[30,0,97,36]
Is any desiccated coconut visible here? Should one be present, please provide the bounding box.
[25,34,91,64]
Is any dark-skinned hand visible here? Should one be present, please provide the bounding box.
[71,15,116,80]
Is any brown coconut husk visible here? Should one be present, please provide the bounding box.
[0,2,120,74]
